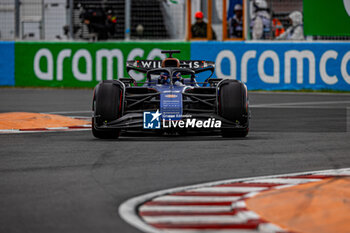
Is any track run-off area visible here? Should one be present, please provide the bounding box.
[1,88,350,233]
[120,168,350,233]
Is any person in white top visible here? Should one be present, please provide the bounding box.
[276,11,304,40]
[250,0,271,40]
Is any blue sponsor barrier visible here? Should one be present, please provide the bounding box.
[0,42,15,86]
[191,41,350,91]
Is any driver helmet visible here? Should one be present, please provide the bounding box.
[173,71,182,83]
[160,72,170,84]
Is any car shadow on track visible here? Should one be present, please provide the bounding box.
[89,131,259,142]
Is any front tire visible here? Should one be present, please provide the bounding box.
[92,81,122,139]
[218,80,249,138]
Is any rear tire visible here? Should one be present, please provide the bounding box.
[218,80,249,138]
[92,82,122,139]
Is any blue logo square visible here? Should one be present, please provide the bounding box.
[143,110,161,129]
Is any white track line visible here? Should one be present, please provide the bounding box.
[187,187,267,193]
[162,225,283,233]
[0,129,20,133]
[41,110,92,114]
[153,196,241,202]
[161,230,258,233]
[0,127,91,134]
[244,178,321,184]
[231,201,246,209]
[258,223,286,233]
[320,170,350,176]
[69,116,91,119]
[250,105,346,109]
[119,168,350,233]
[251,100,350,108]
[140,205,233,213]
[250,91,350,96]
[143,211,259,224]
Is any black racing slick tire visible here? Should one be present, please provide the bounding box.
[218,80,249,138]
[92,81,122,139]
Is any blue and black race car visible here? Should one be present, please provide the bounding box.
[92,50,249,139]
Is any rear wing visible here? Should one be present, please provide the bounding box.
[126,60,215,72]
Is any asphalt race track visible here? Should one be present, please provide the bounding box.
[1,88,350,233]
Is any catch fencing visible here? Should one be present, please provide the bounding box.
[1,0,349,41]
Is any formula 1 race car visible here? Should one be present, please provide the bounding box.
[92,50,249,139]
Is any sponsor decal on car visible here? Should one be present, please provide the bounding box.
[136,60,203,69]
[164,94,178,98]
[143,110,221,129]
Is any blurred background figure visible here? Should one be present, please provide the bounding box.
[81,7,107,40]
[276,11,304,40]
[105,10,117,36]
[191,11,217,40]
[136,24,144,37]
[228,4,243,38]
[272,17,285,38]
[81,7,117,41]
[250,0,271,39]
